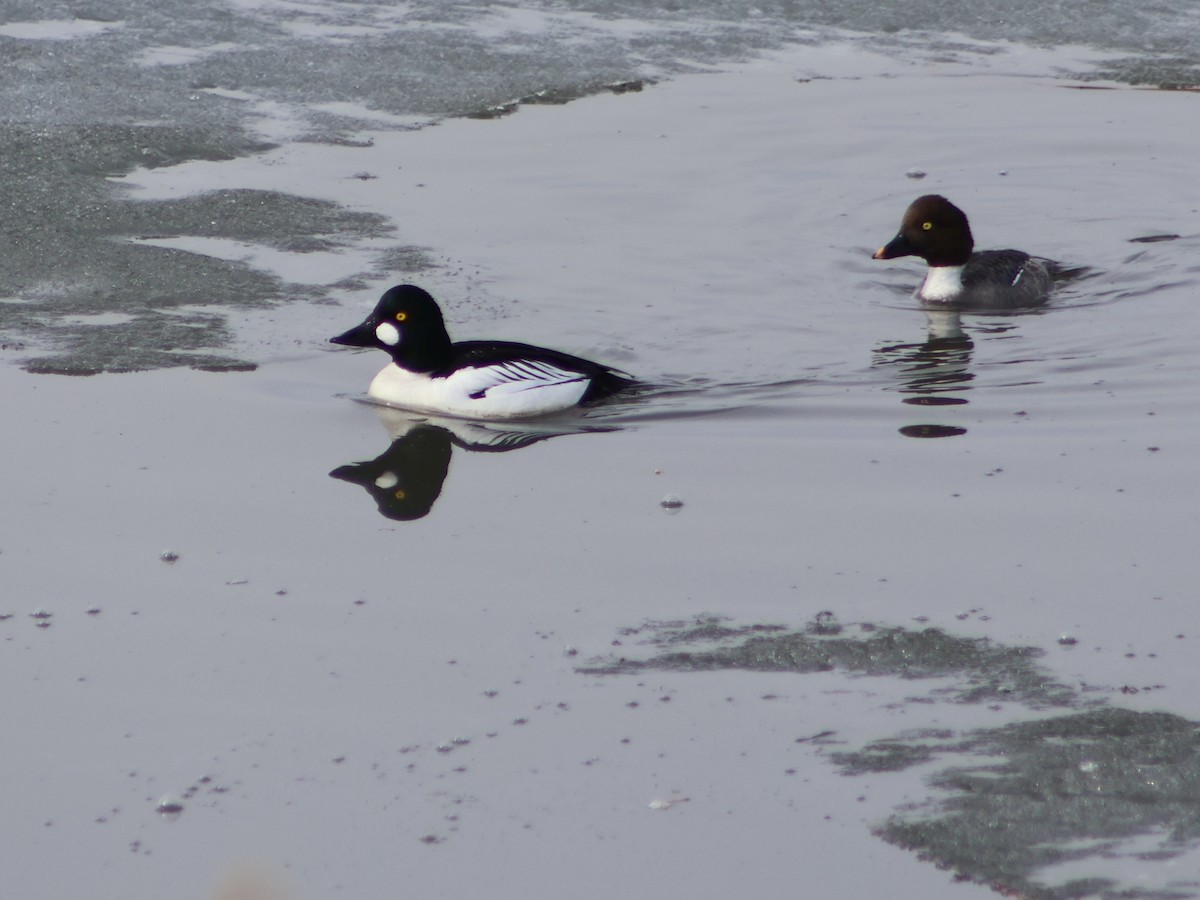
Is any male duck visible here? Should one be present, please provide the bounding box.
[331,285,634,419]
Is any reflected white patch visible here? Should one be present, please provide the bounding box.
[923,310,965,340]
[375,322,401,346]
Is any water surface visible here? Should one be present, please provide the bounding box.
[3,5,1200,899]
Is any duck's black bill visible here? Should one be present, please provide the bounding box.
[873,232,915,260]
[330,321,375,347]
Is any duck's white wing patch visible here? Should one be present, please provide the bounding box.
[444,360,590,417]
[451,360,587,399]
[367,360,593,419]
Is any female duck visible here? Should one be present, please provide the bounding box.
[873,195,1055,309]
[331,285,634,419]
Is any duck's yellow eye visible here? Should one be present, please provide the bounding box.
[394,489,407,500]
[922,221,933,231]
[395,311,408,322]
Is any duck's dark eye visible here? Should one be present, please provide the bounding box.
[922,221,933,231]
[395,311,408,322]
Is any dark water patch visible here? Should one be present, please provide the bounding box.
[0,2,789,132]
[112,189,394,252]
[584,613,1200,895]
[615,615,791,647]
[21,309,252,376]
[1088,57,1200,90]
[903,395,970,406]
[566,0,1200,86]
[584,615,1079,709]
[1130,234,1183,244]
[858,708,1200,898]
[0,121,396,371]
[898,423,968,438]
[1,136,425,371]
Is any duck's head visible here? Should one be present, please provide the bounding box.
[873,195,974,267]
[331,284,451,369]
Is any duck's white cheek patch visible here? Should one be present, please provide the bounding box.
[374,471,399,489]
[375,322,401,346]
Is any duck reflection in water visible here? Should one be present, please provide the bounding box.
[331,407,617,521]
[874,310,1008,439]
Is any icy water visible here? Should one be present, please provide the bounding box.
[4,3,1200,899]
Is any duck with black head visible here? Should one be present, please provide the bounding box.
[331,285,635,420]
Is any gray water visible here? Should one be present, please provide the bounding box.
[5,4,1200,900]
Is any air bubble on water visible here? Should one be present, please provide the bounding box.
[905,168,927,179]
[155,795,184,820]
[160,550,179,564]
[660,494,684,510]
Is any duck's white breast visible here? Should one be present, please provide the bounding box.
[917,265,966,303]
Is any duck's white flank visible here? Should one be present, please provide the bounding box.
[367,359,593,419]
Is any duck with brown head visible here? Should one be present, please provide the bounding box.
[874,195,1055,310]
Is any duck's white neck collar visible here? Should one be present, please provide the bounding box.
[918,265,965,303]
